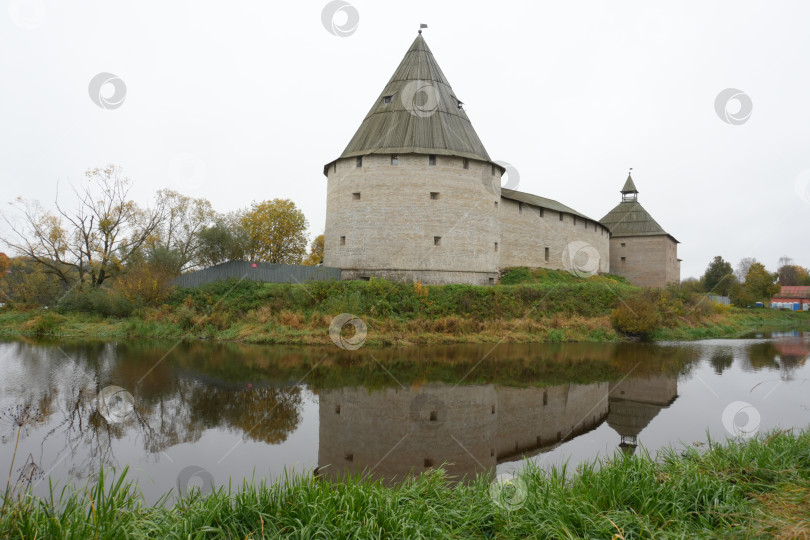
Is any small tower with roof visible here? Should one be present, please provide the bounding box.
[599,172,681,287]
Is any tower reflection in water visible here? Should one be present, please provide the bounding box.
[316,374,678,483]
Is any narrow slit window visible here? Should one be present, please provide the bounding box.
[429,411,438,422]
[462,158,469,169]
[333,162,337,173]
[544,247,550,262]
[494,242,499,252]
[430,192,440,200]
[428,155,436,166]
[494,201,499,208]
[539,207,544,218]
[352,192,361,201]
[340,236,346,246]
[391,154,398,165]
[335,404,341,414]
[491,164,496,175]
[559,212,564,221]
[434,236,441,246]
[518,202,523,214]
[573,216,577,226]
[356,156,362,168]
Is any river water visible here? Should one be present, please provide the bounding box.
[0,333,808,504]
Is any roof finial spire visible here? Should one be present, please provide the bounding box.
[419,23,428,34]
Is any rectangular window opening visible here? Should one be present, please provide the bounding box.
[340,236,346,246]
[544,247,550,262]
[355,156,362,168]
[391,154,398,165]
[352,192,361,201]
[428,155,436,166]
[573,217,577,226]
[491,164,496,175]
[539,207,544,218]
[621,243,626,247]
[430,192,440,200]
[434,236,441,246]
[518,202,523,214]
[488,277,495,285]
[462,158,469,169]
[344,453,353,462]
[559,212,564,222]
[494,242,499,252]
[335,404,341,414]
[621,256,626,262]
[429,411,438,422]
[494,201,498,208]
[543,390,548,406]
[424,458,434,468]
[383,95,392,104]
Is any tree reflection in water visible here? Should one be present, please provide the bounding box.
[0,333,806,490]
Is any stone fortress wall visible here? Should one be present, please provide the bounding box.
[607,235,680,288]
[499,197,610,275]
[323,153,611,284]
[324,154,502,286]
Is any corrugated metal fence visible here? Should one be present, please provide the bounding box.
[174,261,341,288]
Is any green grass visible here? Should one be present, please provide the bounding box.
[1,429,808,538]
[0,270,807,345]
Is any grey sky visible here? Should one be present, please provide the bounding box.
[2,0,809,279]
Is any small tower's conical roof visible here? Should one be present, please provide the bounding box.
[600,174,678,242]
[330,34,494,167]
[621,174,638,194]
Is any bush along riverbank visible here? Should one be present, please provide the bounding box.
[0,269,807,346]
[1,429,808,538]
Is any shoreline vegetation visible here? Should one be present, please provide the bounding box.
[0,269,807,346]
[1,429,808,538]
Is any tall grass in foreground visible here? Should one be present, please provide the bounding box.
[1,429,808,539]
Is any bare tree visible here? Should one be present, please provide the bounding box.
[149,189,215,273]
[777,255,798,285]
[1,165,165,288]
[735,257,758,282]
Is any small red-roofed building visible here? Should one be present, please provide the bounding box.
[770,286,810,311]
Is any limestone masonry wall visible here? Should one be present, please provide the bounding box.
[324,154,501,285]
[608,235,680,287]
[499,198,610,274]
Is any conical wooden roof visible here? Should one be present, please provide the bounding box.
[621,174,638,194]
[333,34,493,164]
[600,176,678,242]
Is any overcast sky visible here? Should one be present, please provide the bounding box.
[2,0,809,279]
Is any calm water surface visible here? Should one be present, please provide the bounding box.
[0,333,808,504]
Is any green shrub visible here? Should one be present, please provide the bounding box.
[23,312,65,335]
[56,287,135,317]
[610,292,662,339]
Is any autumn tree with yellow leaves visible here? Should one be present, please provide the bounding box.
[239,199,309,264]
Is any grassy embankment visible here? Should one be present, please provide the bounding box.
[0,268,807,345]
[1,429,808,538]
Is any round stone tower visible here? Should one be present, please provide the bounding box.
[323,33,504,285]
